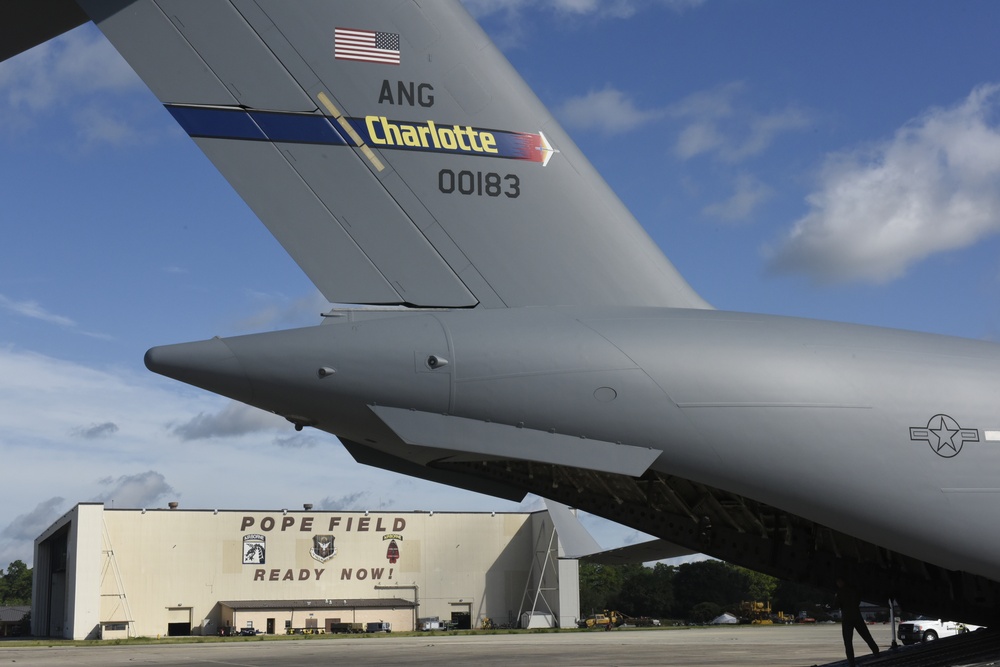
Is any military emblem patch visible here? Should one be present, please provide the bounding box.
[310,534,337,562]
[243,534,266,565]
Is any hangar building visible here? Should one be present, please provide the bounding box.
[32,503,579,639]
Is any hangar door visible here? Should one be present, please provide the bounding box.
[167,608,192,636]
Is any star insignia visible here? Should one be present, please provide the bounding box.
[929,415,959,454]
[909,414,979,459]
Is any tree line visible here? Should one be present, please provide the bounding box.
[0,560,33,606]
[2,558,832,624]
[579,560,835,623]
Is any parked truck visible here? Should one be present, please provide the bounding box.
[898,618,980,644]
[418,617,443,631]
[578,611,628,629]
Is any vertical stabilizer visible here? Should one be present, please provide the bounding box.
[75,0,709,309]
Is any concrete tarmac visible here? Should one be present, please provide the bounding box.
[0,624,893,667]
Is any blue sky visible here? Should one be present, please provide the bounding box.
[2,0,1000,567]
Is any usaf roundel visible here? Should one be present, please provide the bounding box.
[909,414,980,458]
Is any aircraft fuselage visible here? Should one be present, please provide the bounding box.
[146,306,1000,585]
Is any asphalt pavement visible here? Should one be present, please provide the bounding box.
[0,624,887,667]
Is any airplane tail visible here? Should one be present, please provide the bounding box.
[9,0,708,310]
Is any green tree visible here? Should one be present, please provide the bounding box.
[672,560,782,620]
[578,562,624,616]
[673,560,745,615]
[582,559,785,622]
[0,560,33,605]
[736,566,778,602]
[689,601,721,624]
[772,579,836,618]
[616,563,675,618]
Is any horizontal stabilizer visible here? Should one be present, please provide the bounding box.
[542,499,602,558]
[543,498,695,562]
[370,406,660,477]
[580,539,697,565]
[340,438,526,502]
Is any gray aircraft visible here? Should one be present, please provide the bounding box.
[6,1,1000,624]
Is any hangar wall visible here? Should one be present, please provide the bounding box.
[33,503,579,639]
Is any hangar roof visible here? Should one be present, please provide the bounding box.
[0,606,30,623]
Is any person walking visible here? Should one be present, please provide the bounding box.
[836,578,880,667]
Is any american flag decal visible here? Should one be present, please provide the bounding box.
[335,27,401,65]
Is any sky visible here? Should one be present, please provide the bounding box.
[2,0,1000,568]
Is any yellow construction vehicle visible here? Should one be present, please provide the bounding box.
[739,601,774,624]
[578,610,628,629]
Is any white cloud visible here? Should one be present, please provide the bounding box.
[676,121,725,160]
[73,105,142,148]
[768,84,1000,284]
[0,347,215,562]
[463,0,704,19]
[670,81,744,120]
[0,497,65,567]
[703,173,772,222]
[318,492,389,511]
[0,347,644,566]
[0,24,152,146]
[72,422,119,440]
[555,0,602,13]
[558,86,664,135]
[274,434,320,449]
[0,498,65,543]
[670,82,811,162]
[737,108,811,161]
[236,289,329,332]
[92,471,175,509]
[0,346,138,423]
[461,0,525,17]
[0,26,139,112]
[658,0,706,10]
[462,0,704,46]
[0,294,76,328]
[171,401,288,441]
[0,293,113,342]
